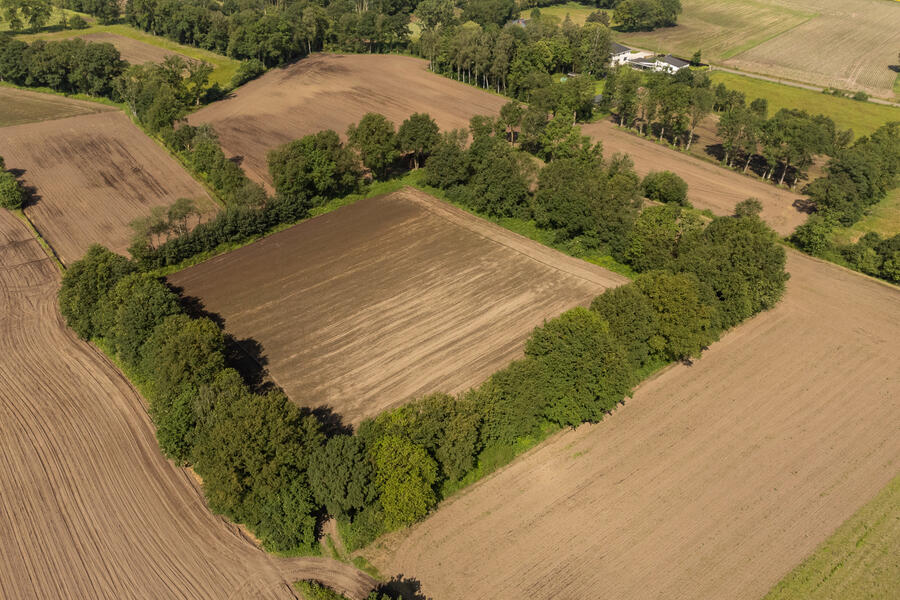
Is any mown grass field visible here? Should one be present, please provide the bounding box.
[18,24,240,87]
[523,2,601,26]
[0,7,90,32]
[709,71,900,137]
[829,188,900,246]
[763,474,900,600]
[616,0,814,62]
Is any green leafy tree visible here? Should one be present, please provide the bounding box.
[397,112,439,169]
[625,204,700,272]
[58,245,137,339]
[347,112,399,179]
[590,284,660,368]
[308,435,375,519]
[642,171,689,206]
[525,307,635,427]
[372,435,438,529]
[423,129,469,188]
[0,171,25,209]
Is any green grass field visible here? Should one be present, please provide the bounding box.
[18,24,240,88]
[763,474,900,600]
[709,71,900,137]
[522,2,602,26]
[0,7,91,32]
[829,187,900,245]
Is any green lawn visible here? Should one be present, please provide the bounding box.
[763,474,900,600]
[709,71,900,137]
[0,7,91,32]
[829,187,900,245]
[18,23,240,88]
[522,2,603,26]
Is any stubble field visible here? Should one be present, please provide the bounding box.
[188,53,508,186]
[0,210,376,600]
[169,188,627,426]
[0,105,218,264]
[581,120,808,235]
[368,250,900,600]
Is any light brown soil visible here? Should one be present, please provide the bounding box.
[0,86,112,128]
[188,53,508,186]
[0,209,376,600]
[169,188,627,426]
[0,111,217,264]
[368,250,900,600]
[68,32,185,64]
[581,120,809,235]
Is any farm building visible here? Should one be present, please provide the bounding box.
[610,42,632,65]
[627,53,690,74]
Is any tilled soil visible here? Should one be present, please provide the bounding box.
[0,110,217,264]
[0,210,376,600]
[188,53,508,186]
[168,188,627,426]
[369,250,900,600]
[581,120,809,235]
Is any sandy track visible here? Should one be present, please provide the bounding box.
[169,188,627,426]
[0,210,375,599]
[581,120,808,236]
[370,250,900,599]
[188,54,508,186]
[0,110,217,264]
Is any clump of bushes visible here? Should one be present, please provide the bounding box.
[642,171,690,206]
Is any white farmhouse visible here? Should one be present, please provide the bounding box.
[610,42,633,66]
[626,53,691,74]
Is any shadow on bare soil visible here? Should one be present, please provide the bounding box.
[376,575,430,600]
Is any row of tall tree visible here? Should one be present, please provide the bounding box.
[603,66,850,187]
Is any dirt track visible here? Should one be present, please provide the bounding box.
[188,54,508,186]
[0,110,217,264]
[0,209,376,599]
[581,120,808,235]
[169,188,627,426]
[369,251,900,599]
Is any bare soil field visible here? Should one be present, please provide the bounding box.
[581,120,808,235]
[69,32,185,64]
[368,250,900,600]
[0,210,376,599]
[169,188,627,426]
[0,110,217,264]
[188,53,508,186]
[723,0,900,99]
[0,86,112,127]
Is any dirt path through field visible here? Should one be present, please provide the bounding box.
[0,210,375,599]
[369,251,900,600]
[581,120,808,235]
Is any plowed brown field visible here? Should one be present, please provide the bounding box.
[0,209,376,599]
[169,188,627,425]
[0,86,112,127]
[187,54,508,186]
[0,109,217,264]
[581,120,808,235]
[369,251,900,600]
[73,32,185,64]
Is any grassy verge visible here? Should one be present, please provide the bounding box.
[709,71,900,136]
[12,208,65,271]
[829,187,900,245]
[763,474,900,600]
[18,23,241,87]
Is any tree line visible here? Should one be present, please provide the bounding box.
[56,103,787,554]
[0,155,27,210]
[602,65,852,188]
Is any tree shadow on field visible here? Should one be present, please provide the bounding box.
[375,575,430,600]
[793,197,817,214]
[306,405,353,437]
[168,285,272,392]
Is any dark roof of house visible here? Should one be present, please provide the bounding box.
[660,54,690,68]
[610,42,630,54]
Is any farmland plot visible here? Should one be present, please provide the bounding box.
[67,32,185,64]
[369,250,900,600]
[581,120,808,235]
[724,0,900,99]
[0,86,111,127]
[0,106,217,264]
[169,188,627,426]
[188,54,508,186]
[0,209,375,600]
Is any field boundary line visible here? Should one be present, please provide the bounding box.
[12,209,64,272]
